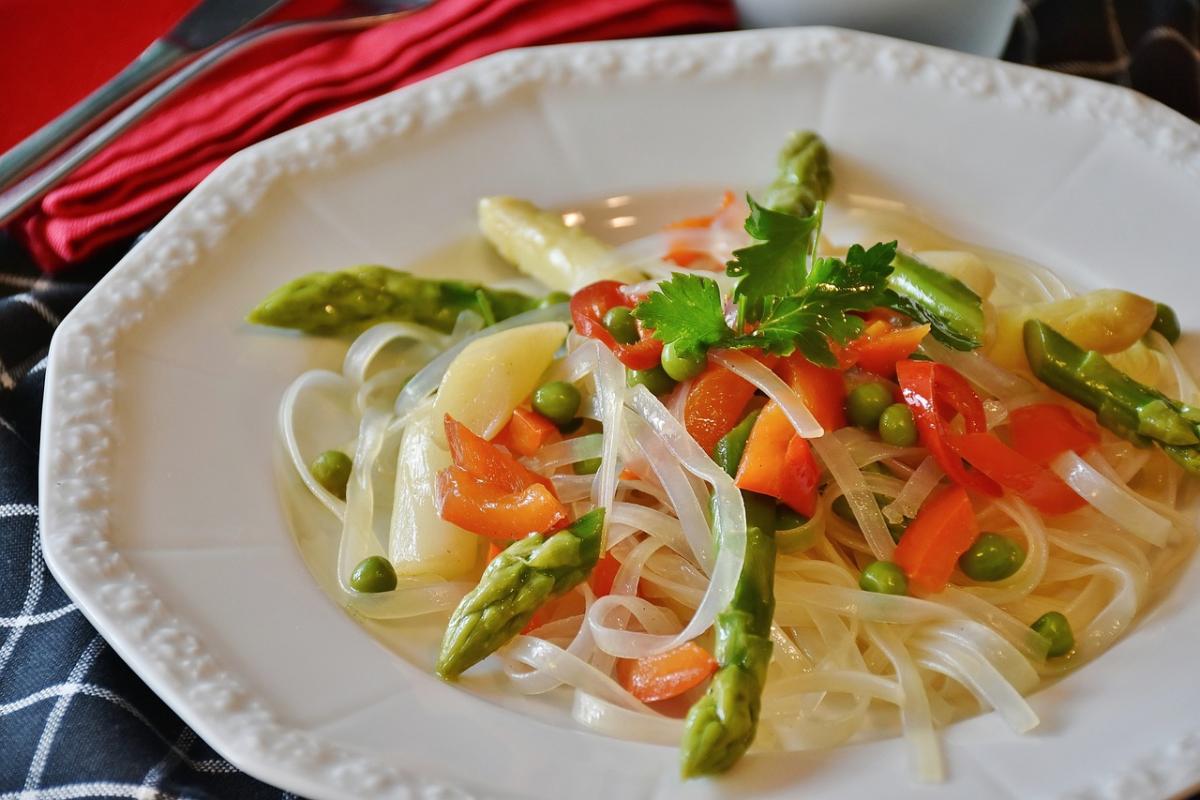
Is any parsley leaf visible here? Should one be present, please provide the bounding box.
[730,241,897,366]
[725,195,822,316]
[633,273,730,356]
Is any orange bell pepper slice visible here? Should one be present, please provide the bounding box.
[493,407,561,458]
[616,642,718,703]
[776,353,847,432]
[894,484,979,594]
[435,466,567,541]
[734,402,820,516]
[683,364,758,454]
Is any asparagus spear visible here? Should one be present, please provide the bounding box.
[680,493,777,778]
[759,132,984,351]
[247,265,545,336]
[436,509,605,680]
[1024,320,1200,474]
[761,130,833,219]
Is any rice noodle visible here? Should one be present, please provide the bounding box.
[1051,451,1172,546]
[883,458,943,524]
[278,369,352,521]
[810,434,895,560]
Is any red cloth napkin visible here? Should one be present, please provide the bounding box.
[6,0,735,271]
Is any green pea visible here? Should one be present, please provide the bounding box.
[350,555,398,593]
[602,306,640,345]
[878,403,918,447]
[574,457,602,475]
[660,341,707,382]
[775,505,807,531]
[713,409,762,477]
[626,366,677,396]
[859,561,908,595]
[310,450,353,500]
[532,380,581,426]
[846,382,894,428]
[959,532,1025,581]
[1152,302,1181,344]
[539,290,571,308]
[1031,611,1074,657]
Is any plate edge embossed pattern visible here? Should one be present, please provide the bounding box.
[38,27,1200,800]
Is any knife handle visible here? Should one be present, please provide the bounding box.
[0,39,188,193]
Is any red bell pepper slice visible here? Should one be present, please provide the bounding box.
[947,433,1085,515]
[894,484,979,594]
[570,280,664,370]
[616,642,719,703]
[588,552,622,598]
[435,466,568,540]
[444,414,555,495]
[683,364,757,453]
[896,360,1001,496]
[1009,403,1100,467]
[734,402,820,516]
[776,353,847,432]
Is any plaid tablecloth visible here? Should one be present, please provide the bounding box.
[2,2,1197,797]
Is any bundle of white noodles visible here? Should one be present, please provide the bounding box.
[275,217,1198,782]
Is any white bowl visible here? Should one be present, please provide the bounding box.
[735,0,1021,57]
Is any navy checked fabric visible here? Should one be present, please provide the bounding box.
[1,2,1197,798]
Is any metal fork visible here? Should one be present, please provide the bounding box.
[0,1,431,228]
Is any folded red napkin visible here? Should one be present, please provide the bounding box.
[8,0,736,271]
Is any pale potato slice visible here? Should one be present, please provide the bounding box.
[389,407,480,578]
[433,320,568,440]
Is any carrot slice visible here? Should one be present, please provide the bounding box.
[616,642,718,703]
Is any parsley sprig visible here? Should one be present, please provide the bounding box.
[633,195,897,368]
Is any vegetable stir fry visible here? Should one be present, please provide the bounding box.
[255,131,1198,782]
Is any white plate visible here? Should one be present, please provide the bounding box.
[40,28,1200,800]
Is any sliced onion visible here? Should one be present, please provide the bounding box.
[710,350,823,438]
[883,457,943,524]
[1051,451,1172,546]
[393,303,570,419]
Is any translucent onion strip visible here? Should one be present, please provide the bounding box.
[1051,451,1172,546]
[337,408,391,593]
[710,350,823,438]
[278,369,352,521]
[341,321,446,385]
[883,458,943,524]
